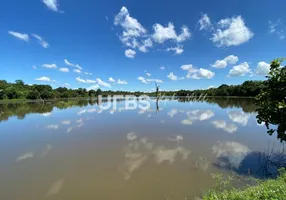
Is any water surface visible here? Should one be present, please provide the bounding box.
[0,98,282,199]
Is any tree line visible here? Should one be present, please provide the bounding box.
[0,79,266,100]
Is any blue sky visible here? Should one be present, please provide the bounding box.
[0,0,285,92]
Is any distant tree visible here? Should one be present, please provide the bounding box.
[15,80,25,86]
[26,90,40,100]
[4,87,20,99]
[88,89,96,97]
[256,58,286,142]
[96,89,102,96]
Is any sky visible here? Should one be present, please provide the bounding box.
[0,0,285,92]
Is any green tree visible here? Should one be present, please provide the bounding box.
[96,89,102,96]
[26,90,40,100]
[15,80,25,86]
[256,58,286,141]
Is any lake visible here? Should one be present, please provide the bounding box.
[0,98,282,200]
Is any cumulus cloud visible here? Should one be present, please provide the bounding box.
[167,72,178,81]
[212,120,238,133]
[59,68,69,72]
[228,111,250,126]
[166,46,184,55]
[125,49,136,58]
[64,59,82,70]
[42,64,57,69]
[198,13,212,31]
[114,6,153,53]
[256,61,270,75]
[228,62,251,77]
[32,34,49,48]
[152,23,191,43]
[212,141,250,169]
[160,66,165,70]
[42,0,61,12]
[8,31,29,42]
[181,64,215,79]
[212,55,239,68]
[35,76,55,82]
[138,38,153,52]
[109,77,116,83]
[211,16,254,47]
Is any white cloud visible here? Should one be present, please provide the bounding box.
[86,79,96,84]
[183,66,215,79]
[87,85,100,91]
[42,63,57,69]
[212,55,239,68]
[109,77,116,83]
[125,49,136,58]
[166,46,184,55]
[35,76,54,82]
[8,31,29,42]
[64,59,82,69]
[146,79,163,83]
[42,0,60,12]
[228,62,250,76]
[96,78,111,88]
[228,111,250,126]
[138,77,148,84]
[73,69,81,73]
[181,64,194,71]
[64,83,69,87]
[212,120,238,133]
[59,68,69,72]
[152,23,191,43]
[181,119,193,125]
[114,6,152,53]
[160,66,165,70]
[198,13,212,31]
[187,110,215,121]
[212,141,250,169]
[211,16,254,47]
[146,72,151,77]
[212,60,227,68]
[256,61,270,76]
[167,72,178,81]
[76,77,86,83]
[269,19,285,40]
[138,38,153,52]
[224,55,239,64]
[76,77,97,84]
[138,77,163,84]
[32,34,49,48]
[117,79,128,84]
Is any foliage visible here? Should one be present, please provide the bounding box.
[256,58,286,142]
[202,168,286,200]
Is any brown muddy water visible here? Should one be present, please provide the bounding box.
[0,98,282,199]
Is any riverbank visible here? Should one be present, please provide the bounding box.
[202,169,286,200]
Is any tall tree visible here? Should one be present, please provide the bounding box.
[256,58,286,141]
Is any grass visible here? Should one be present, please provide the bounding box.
[202,169,286,200]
